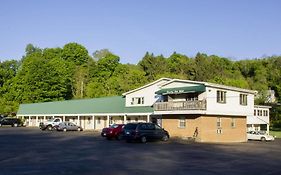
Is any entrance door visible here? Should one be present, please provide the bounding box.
[151,117,162,127]
[95,117,104,130]
[83,116,92,130]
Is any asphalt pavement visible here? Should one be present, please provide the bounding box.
[0,127,281,175]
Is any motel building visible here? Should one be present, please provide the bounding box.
[247,105,271,134]
[17,78,260,143]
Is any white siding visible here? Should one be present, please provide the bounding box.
[247,106,270,124]
[125,80,169,107]
[162,82,201,88]
[205,87,254,116]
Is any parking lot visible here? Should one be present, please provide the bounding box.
[0,127,281,175]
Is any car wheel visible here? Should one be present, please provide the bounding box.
[47,125,53,131]
[140,136,147,143]
[261,137,266,142]
[63,128,67,132]
[162,134,169,142]
[77,128,81,131]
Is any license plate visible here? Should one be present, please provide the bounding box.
[126,131,130,135]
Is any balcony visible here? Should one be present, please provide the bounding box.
[154,100,207,111]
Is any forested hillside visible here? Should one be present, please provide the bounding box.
[0,43,280,116]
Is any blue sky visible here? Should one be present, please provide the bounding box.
[0,0,280,64]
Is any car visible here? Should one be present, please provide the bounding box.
[40,118,63,131]
[0,118,23,127]
[55,121,83,132]
[101,124,124,140]
[122,122,169,143]
[247,131,275,141]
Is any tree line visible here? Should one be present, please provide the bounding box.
[0,43,280,126]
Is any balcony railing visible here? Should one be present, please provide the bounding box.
[154,100,207,111]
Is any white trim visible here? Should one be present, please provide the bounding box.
[254,105,272,109]
[159,78,257,94]
[17,112,153,117]
[122,78,171,96]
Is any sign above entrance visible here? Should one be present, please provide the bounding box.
[155,85,206,95]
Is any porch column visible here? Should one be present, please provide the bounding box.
[92,116,95,130]
[77,116,80,126]
[106,115,110,127]
[124,115,127,124]
[146,114,150,122]
[43,116,46,121]
[35,116,38,126]
[63,116,65,122]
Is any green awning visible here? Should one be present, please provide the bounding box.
[155,85,206,95]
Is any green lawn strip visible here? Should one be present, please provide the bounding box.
[270,131,281,138]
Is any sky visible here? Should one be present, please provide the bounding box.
[0,0,280,64]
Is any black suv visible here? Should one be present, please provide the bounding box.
[122,122,169,143]
[0,118,23,127]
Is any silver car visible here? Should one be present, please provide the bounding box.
[56,122,83,132]
[247,131,275,141]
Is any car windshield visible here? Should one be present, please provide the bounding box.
[124,124,137,130]
[110,124,119,129]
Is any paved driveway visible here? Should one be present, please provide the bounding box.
[0,127,281,175]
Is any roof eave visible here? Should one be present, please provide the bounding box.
[122,78,172,96]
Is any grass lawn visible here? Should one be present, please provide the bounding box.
[270,131,281,138]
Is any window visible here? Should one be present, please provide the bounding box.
[217,117,222,128]
[97,117,101,124]
[178,117,186,128]
[217,117,222,134]
[217,129,223,134]
[217,91,226,103]
[131,97,144,105]
[254,110,256,116]
[231,118,236,128]
[240,94,248,105]
[263,110,268,117]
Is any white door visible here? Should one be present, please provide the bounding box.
[95,117,105,130]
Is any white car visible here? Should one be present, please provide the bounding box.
[247,131,275,141]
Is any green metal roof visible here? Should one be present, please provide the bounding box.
[17,96,153,116]
[155,85,206,95]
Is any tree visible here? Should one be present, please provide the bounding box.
[167,52,195,79]
[61,43,90,65]
[0,60,19,88]
[138,52,168,81]
[25,44,42,56]
[93,49,112,61]
[3,49,73,103]
[95,52,120,80]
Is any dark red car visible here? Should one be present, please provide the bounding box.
[101,124,124,140]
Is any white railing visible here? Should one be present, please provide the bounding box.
[154,100,207,111]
